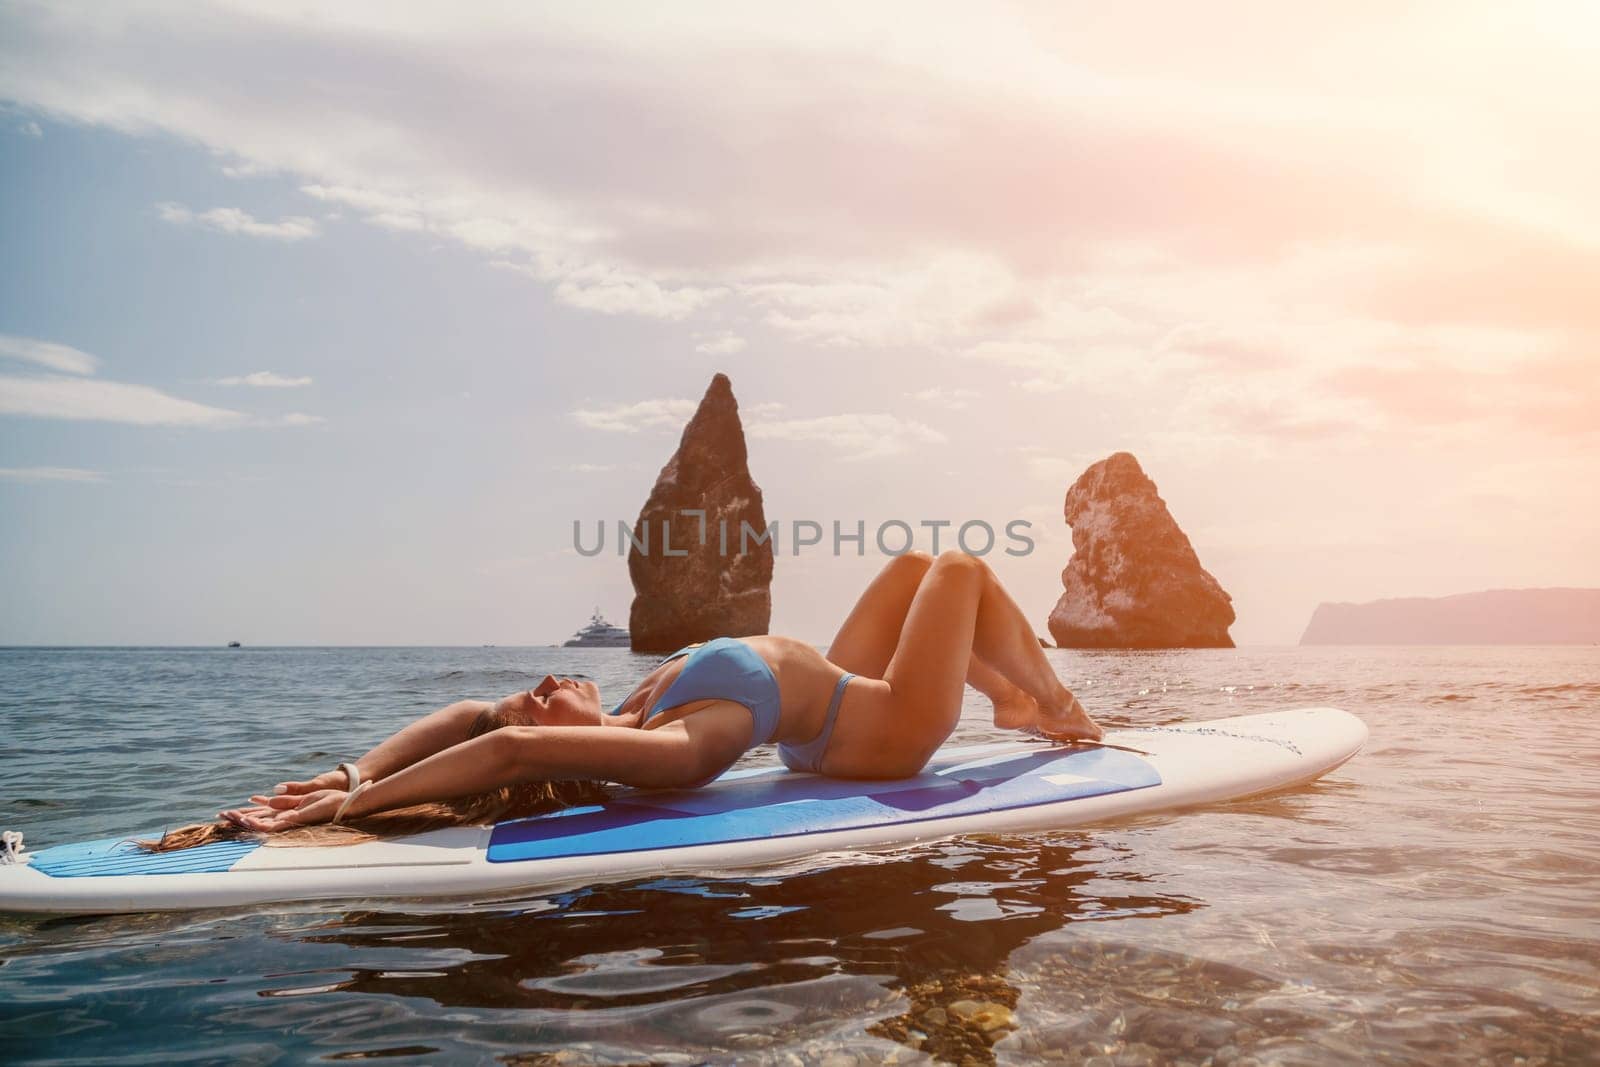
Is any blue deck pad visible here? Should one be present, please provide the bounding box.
[29,833,260,878]
[488,745,1161,864]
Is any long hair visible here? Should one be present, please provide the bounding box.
[140,702,608,852]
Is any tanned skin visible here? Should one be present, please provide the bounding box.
[224,551,1101,833]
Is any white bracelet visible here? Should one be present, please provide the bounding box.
[339,762,362,791]
[332,780,373,826]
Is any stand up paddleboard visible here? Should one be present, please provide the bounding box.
[0,707,1366,915]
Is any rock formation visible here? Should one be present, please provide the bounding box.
[1300,588,1600,645]
[628,373,773,652]
[1047,452,1235,649]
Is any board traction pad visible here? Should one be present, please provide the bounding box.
[29,835,260,878]
[488,744,1160,863]
[25,744,1161,878]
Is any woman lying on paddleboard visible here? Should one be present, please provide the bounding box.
[213,550,1102,839]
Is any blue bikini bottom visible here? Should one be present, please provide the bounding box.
[777,670,854,774]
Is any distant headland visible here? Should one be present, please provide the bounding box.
[1299,588,1600,645]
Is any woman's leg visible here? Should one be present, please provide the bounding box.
[960,557,1099,739]
[873,552,1099,773]
[827,552,1041,726]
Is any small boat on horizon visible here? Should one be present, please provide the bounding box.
[562,608,631,648]
[227,641,242,648]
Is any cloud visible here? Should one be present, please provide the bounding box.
[554,274,725,320]
[569,395,938,460]
[216,371,313,388]
[368,211,426,232]
[961,325,1151,393]
[0,333,99,375]
[5,7,1593,309]
[17,119,42,138]
[0,4,1462,343]
[571,397,698,433]
[0,374,246,426]
[217,157,274,179]
[1325,354,1598,438]
[1205,395,1364,443]
[1157,324,1290,371]
[156,202,319,241]
[740,256,1024,348]
[492,258,726,320]
[0,337,323,428]
[0,466,103,483]
[694,331,747,355]
[300,183,418,218]
[907,386,978,410]
[747,412,946,460]
[3,3,1598,454]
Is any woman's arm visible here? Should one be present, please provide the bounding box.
[273,700,491,796]
[273,682,648,799]
[234,702,752,832]
[345,700,497,782]
[354,720,716,813]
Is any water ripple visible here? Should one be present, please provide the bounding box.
[2,644,1598,1064]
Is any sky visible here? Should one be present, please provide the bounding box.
[0,0,1596,646]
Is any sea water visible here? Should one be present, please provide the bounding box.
[1,645,1596,1065]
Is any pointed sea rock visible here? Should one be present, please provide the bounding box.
[628,373,773,652]
[1047,452,1235,649]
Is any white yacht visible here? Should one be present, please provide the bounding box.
[562,608,631,648]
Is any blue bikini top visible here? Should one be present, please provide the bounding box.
[610,636,782,749]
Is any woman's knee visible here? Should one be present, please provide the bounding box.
[889,549,934,571]
[930,548,985,584]
[938,547,999,583]
[878,549,933,585]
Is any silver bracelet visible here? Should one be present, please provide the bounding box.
[338,761,362,791]
[331,780,373,825]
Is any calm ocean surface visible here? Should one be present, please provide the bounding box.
[1,645,1596,1065]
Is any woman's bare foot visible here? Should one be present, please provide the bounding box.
[1034,691,1103,742]
[991,688,1042,730]
[991,682,1102,741]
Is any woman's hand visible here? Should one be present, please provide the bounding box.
[219,789,349,833]
[271,768,352,798]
